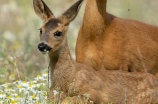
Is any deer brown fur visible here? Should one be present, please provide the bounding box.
[33,0,158,103]
[76,0,158,77]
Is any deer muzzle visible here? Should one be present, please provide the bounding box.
[38,42,52,52]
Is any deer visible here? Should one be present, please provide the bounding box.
[33,0,158,103]
[76,0,158,77]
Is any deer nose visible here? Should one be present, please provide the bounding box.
[38,43,52,52]
[38,43,46,52]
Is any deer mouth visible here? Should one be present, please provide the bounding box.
[44,45,52,51]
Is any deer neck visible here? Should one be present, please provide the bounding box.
[48,39,75,90]
[82,0,111,38]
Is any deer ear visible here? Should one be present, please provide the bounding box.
[33,0,54,22]
[60,0,84,26]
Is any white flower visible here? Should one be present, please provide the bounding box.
[0,72,50,103]
[21,81,29,87]
[5,88,12,92]
[0,100,4,103]
[17,81,22,84]
[42,73,48,77]
[27,96,33,101]
[33,80,37,83]
[17,97,24,102]
[31,89,36,94]
[11,89,16,92]
[1,83,11,88]
[86,94,90,98]
[0,93,6,98]
[78,94,81,99]
[12,92,18,96]
[18,87,25,93]
[0,89,3,92]
[34,75,43,81]
[40,83,45,86]
[3,31,15,42]
[9,56,14,61]
[13,81,19,84]
[35,83,41,88]
[53,90,58,95]
[90,100,94,104]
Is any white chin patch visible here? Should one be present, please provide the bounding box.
[41,51,48,55]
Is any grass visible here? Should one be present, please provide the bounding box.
[0,72,95,104]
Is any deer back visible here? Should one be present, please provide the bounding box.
[76,0,158,77]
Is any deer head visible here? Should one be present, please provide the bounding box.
[33,0,83,54]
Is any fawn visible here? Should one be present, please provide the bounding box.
[76,0,158,77]
[33,0,158,103]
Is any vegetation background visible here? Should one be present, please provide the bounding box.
[0,0,158,84]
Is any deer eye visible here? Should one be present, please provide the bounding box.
[54,31,62,37]
[39,28,42,36]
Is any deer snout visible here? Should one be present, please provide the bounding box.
[38,42,52,52]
